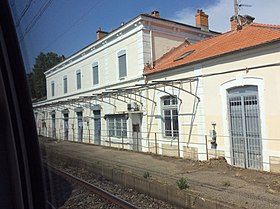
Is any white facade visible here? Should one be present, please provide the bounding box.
[144,39,280,172]
[34,12,217,150]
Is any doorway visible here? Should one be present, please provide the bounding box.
[51,114,56,138]
[77,111,83,142]
[130,113,142,151]
[228,86,262,169]
[63,113,69,140]
[93,110,101,145]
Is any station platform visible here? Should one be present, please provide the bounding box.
[41,137,280,209]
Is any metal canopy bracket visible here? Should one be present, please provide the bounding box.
[107,86,157,106]
[153,80,200,102]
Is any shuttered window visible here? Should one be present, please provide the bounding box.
[118,50,127,79]
[92,62,99,85]
[76,70,81,89]
[51,81,55,97]
[63,76,67,94]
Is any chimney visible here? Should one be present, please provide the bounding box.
[195,9,209,31]
[243,15,255,24]
[151,10,160,18]
[230,15,255,30]
[96,27,108,40]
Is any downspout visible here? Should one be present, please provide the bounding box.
[150,29,154,68]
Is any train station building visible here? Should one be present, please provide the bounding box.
[143,19,280,172]
[33,10,217,145]
[33,11,280,172]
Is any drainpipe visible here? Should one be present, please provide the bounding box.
[150,29,153,68]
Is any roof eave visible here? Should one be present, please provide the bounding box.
[140,13,220,34]
[45,14,144,75]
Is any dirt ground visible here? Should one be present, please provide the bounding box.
[159,154,280,193]
[41,137,280,208]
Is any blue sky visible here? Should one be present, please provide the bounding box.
[10,0,280,72]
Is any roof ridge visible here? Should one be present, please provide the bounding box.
[181,29,234,48]
[251,22,280,30]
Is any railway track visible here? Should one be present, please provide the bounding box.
[47,164,139,209]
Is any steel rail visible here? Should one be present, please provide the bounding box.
[47,164,139,209]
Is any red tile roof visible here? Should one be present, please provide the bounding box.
[144,23,280,75]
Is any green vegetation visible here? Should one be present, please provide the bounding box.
[177,177,189,190]
[27,52,64,99]
[143,171,151,178]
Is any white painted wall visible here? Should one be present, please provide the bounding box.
[145,42,280,171]
[35,13,218,156]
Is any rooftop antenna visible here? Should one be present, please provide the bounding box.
[234,0,252,28]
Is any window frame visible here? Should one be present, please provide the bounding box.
[51,80,55,97]
[107,115,127,138]
[92,62,99,85]
[161,96,179,137]
[117,49,127,79]
[76,70,81,90]
[63,75,67,94]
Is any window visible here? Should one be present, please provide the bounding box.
[162,96,179,137]
[63,75,67,94]
[174,50,195,61]
[92,62,99,85]
[107,115,127,137]
[118,50,127,79]
[108,117,115,137]
[76,70,81,89]
[51,81,55,97]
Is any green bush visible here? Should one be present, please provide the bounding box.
[143,171,151,178]
[177,177,189,190]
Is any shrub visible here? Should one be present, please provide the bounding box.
[143,171,151,178]
[177,177,189,190]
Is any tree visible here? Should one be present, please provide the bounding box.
[26,72,35,98]
[28,52,64,99]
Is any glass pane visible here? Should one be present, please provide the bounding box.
[116,117,122,137]
[172,109,178,116]
[172,109,179,136]
[164,110,171,116]
[163,97,170,105]
[76,72,81,89]
[172,97,177,105]
[172,117,179,136]
[51,82,55,96]
[119,54,127,78]
[108,118,115,137]
[93,65,99,85]
[164,110,172,136]
[77,111,83,118]
[165,121,172,136]
[122,118,127,138]
[63,77,67,93]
